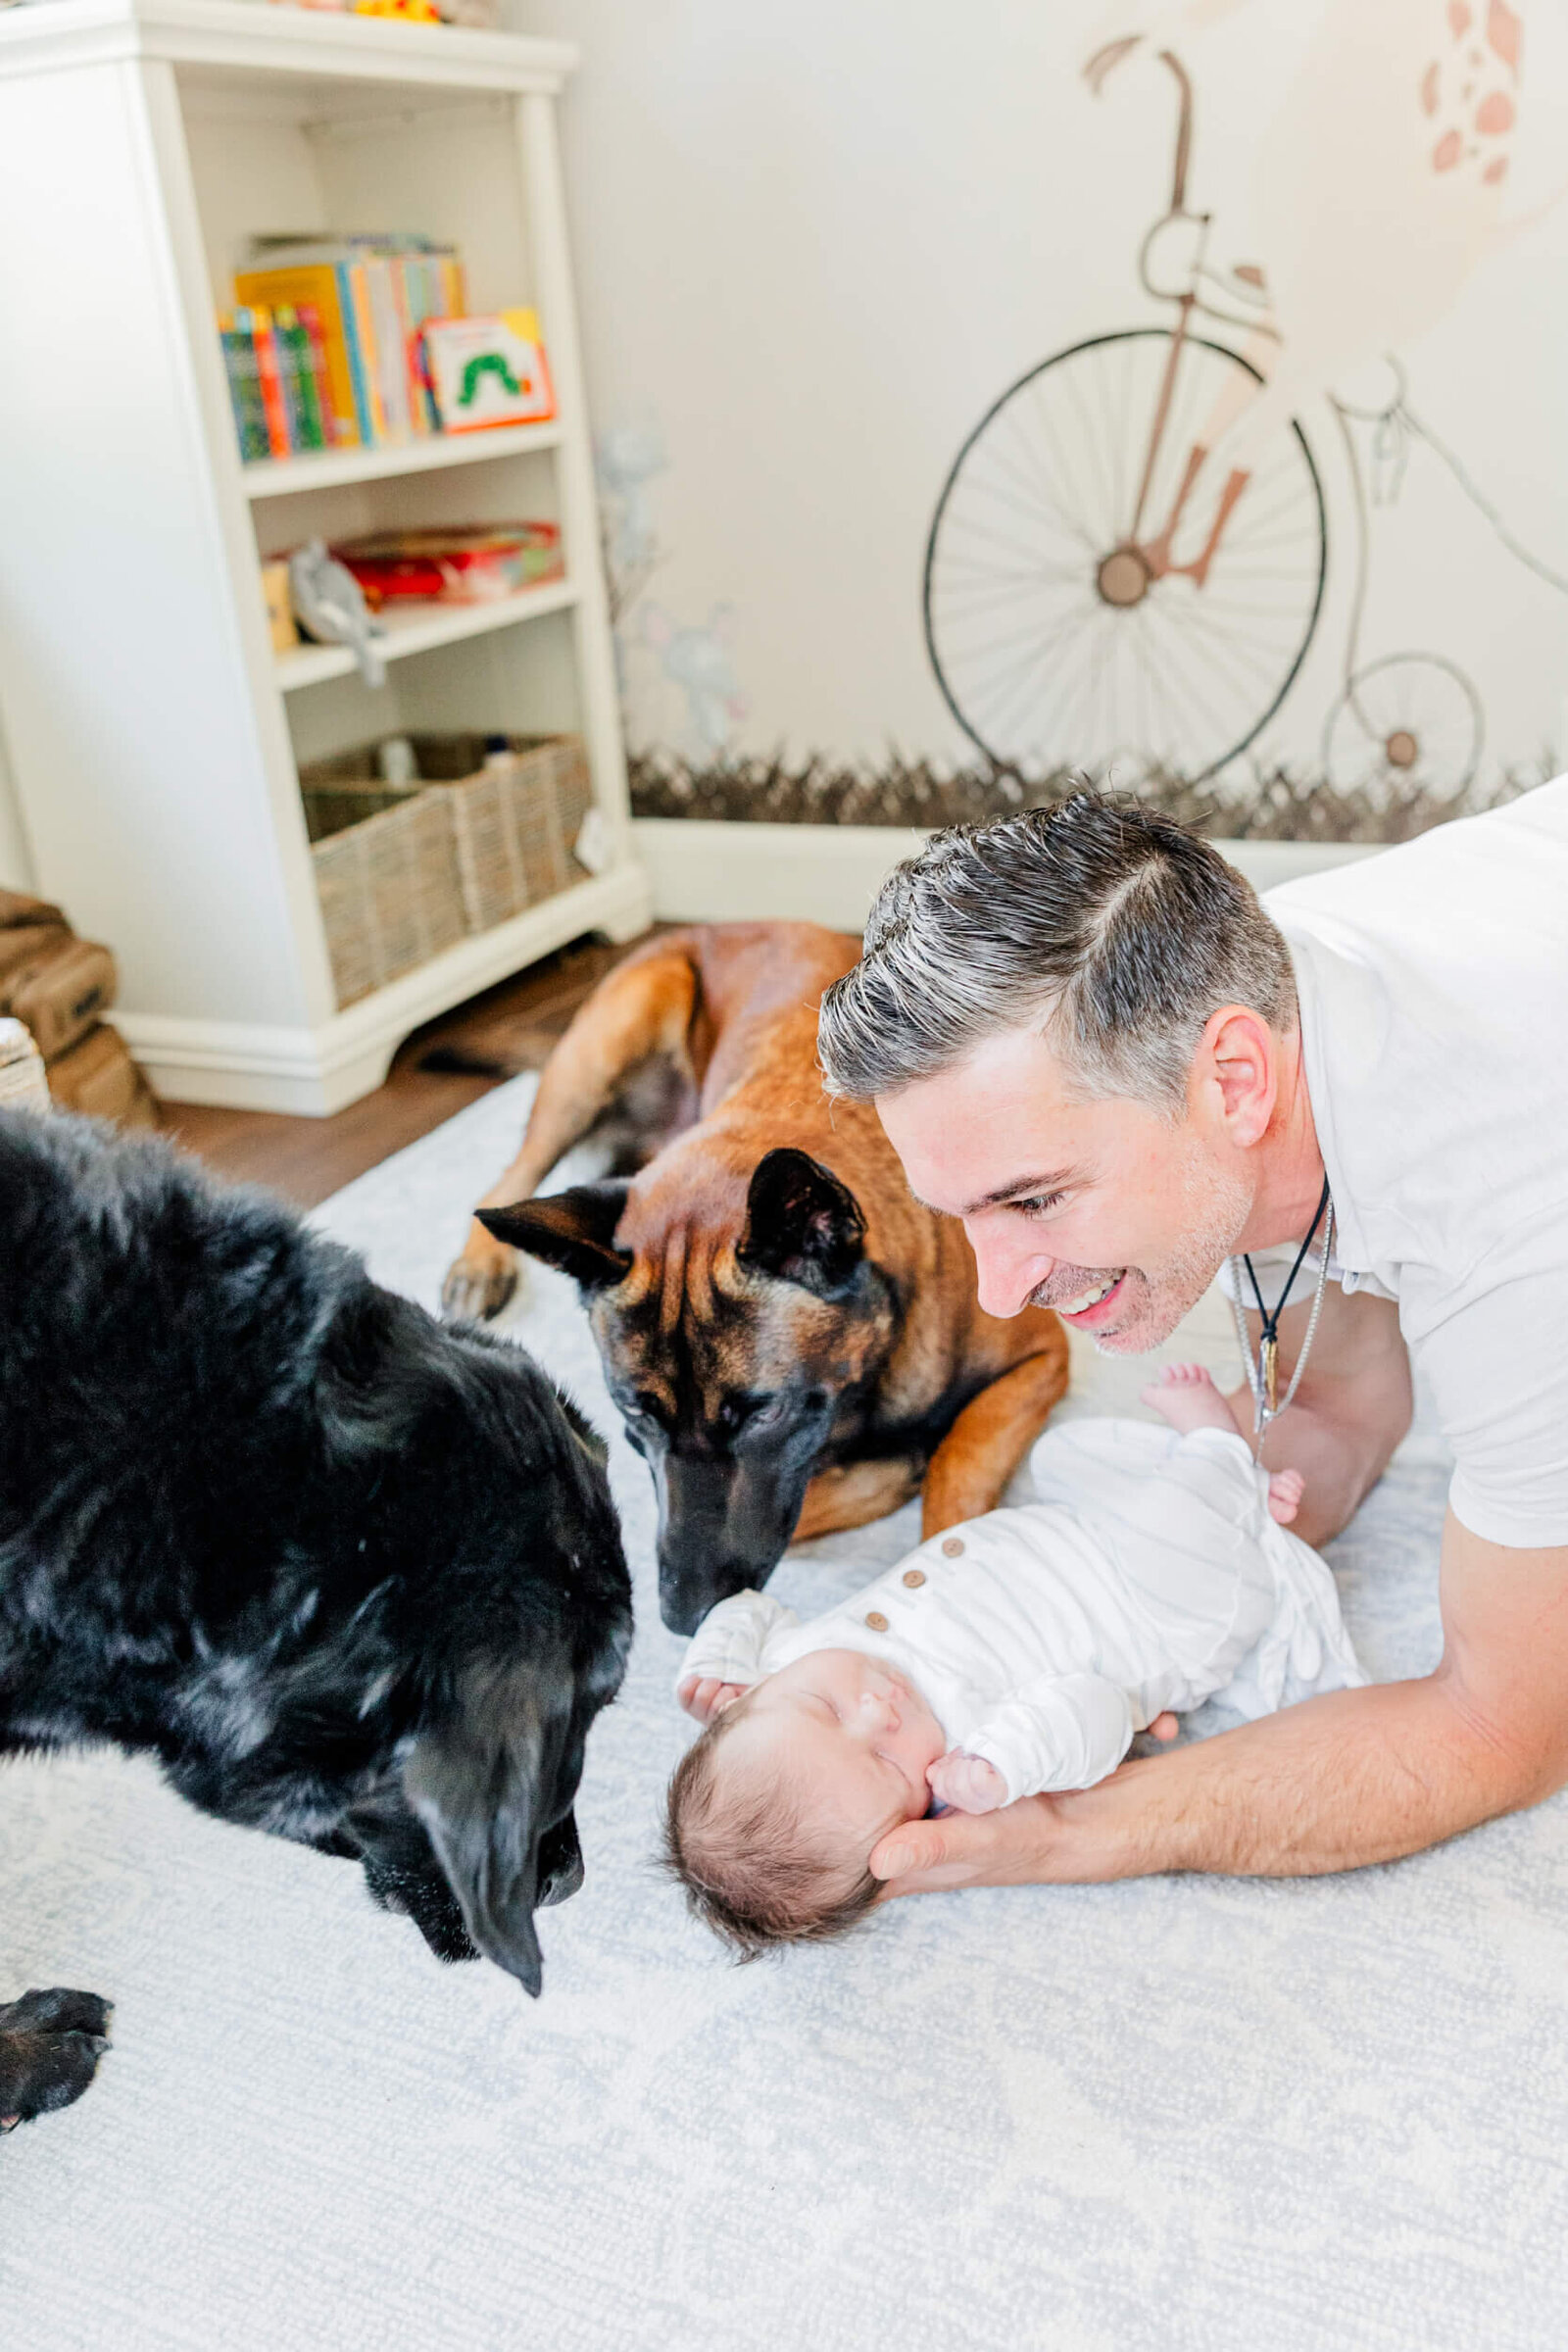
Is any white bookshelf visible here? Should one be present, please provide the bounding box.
[0,0,651,1114]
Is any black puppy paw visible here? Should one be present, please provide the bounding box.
[0,1987,113,2132]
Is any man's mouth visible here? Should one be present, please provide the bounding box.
[1054,1271,1127,1322]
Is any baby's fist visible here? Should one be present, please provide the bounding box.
[926,1751,1007,1814]
[678,1675,748,1725]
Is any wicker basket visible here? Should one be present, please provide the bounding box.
[405,732,592,935]
[300,773,468,1009]
[300,736,592,998]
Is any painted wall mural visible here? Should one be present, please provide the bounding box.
[925,0,1568,788]
[528,0,1568,800]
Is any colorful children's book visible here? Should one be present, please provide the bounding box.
[296,304,335,442]
[248,307,292,459]
[218,311,270,464]
[421,309,556,433]
[275,306,327,453]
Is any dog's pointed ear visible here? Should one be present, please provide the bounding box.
[401,1657,567,1998]
[477,1182,632,1293]
[738,1148,865,1297]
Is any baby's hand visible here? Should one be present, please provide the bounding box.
[678,1674,749,1725]
[926,1750,1008,1815]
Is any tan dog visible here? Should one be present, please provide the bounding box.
[442,923,1067,1632]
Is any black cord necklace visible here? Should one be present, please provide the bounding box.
[1232,1174,1334,1440]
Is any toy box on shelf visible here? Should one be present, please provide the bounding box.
[334,523,563,606]
[299,732,595,1007]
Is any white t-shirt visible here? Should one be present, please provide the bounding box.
[1246,777,1568,1550]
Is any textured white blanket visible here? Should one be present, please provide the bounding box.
[3,1078,1563,2351]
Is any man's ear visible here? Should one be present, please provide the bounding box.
[477,1182,632,1293]
[738,1148,865,1297]
[1200,1007,1278,1148]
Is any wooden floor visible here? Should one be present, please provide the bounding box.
[162,931,645,1207]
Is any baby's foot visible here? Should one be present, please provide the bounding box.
[1266,1467,1305,1526]
[1141,1361,1240,1438]
[926,1751,1008,1815]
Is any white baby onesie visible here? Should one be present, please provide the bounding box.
[677,1419,1366,1802]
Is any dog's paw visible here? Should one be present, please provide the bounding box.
[360,1853,480,1965]
[0,1987,113,2132]
[440,1225,519,1324]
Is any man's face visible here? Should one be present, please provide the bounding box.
[877,1026,1252,1354]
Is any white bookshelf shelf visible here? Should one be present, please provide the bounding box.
[243,418,564,501]
[0,0,651,1115]
[278,576,579,690]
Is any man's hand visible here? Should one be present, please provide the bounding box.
[872,1789,1085,1892]
[677,1674,748,1726]
[926,1751,1008,1814]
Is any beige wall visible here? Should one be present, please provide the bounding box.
[0,718,35,894]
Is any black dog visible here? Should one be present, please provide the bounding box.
[0,1111,631,2131]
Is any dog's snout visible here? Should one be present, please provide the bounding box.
[659,1559,763,1637]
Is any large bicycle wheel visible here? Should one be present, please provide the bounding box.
[923,328,1327,781]
[1321,654,1482,801]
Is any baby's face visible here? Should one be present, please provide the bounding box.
[718,1649,949,1851]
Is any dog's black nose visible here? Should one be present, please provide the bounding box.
[659,1564,770,1638]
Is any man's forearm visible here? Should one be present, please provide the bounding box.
[1045,1676,1531,1881]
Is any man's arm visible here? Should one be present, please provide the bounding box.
[1228,1284,1412,1548]
[869,1511,1568,1890]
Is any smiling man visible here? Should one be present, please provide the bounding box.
[815,784,1568,1898]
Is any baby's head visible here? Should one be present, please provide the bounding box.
[663,1649,947,1955]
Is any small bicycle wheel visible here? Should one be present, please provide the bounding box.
[1321,654,1483,800]
[922,327,1326,781]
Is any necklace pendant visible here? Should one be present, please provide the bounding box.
[1261,1333,1280,1415]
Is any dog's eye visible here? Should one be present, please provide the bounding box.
[723,1393,782,1432]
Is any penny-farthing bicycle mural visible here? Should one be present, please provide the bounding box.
[923,9,1565,792]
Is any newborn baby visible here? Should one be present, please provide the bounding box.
[664,1365,1365,1954]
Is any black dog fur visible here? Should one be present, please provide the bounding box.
[0,1111,632,2131]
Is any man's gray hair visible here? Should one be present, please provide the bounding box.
[817,793,1297,1111]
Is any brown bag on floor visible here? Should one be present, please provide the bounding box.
[46,1023,158,1129]
[9,940,118,1063]
[0,922,73,998]
[0,886,68,934]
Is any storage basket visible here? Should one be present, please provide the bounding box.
[300,735,592,992]
[402,731,592,935]
[299,768,468,1009]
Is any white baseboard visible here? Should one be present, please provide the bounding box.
[118,859,654,1115]
[631,817,1378,931]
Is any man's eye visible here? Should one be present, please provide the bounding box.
[1015,1192,1064,1218]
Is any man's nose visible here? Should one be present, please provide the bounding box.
[966,1220,1054,1319]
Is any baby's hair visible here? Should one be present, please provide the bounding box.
[662,1698,880,1958]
